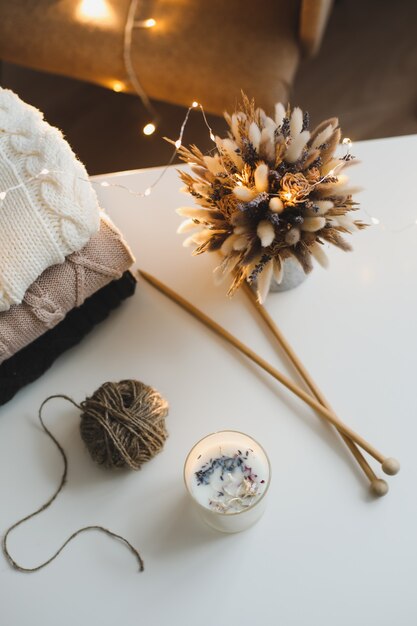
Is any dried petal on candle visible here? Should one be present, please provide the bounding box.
[194,449,266,513]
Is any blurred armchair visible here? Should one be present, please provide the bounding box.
[0,0,333,115]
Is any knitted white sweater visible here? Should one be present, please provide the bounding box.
[0,88,100,311]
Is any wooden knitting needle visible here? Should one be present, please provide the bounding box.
[242,282,389,496]
[138,270,400,475]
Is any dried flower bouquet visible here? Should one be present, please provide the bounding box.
[176,95,366,302]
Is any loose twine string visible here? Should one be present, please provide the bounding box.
[2,395,145,573]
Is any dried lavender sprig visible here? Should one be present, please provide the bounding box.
[195,450,251,486]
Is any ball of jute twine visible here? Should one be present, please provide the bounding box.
[2,380,169,574]
[80,379,168,470]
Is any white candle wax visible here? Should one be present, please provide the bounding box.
[184,431,271,533]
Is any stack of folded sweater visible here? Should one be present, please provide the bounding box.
[0,88,136,404]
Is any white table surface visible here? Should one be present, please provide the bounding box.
[1,134,417,625]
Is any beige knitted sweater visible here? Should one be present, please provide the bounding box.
[0,214,134,364]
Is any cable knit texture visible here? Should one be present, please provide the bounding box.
[0,213,135,364]
[0,271,137,406]
[0,87,100,311]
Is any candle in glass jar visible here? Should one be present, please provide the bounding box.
[184,431,271,533]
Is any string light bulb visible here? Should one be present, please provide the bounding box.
[0,191,6,200]
[112,81,124,93]
[175,139,182,149]
[371,217,380,225]
[143,122,156,136]
[77,0,112,22]
[135,17,157,28]
[192,101,199,108]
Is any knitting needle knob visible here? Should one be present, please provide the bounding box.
[381,457,400,475]
[370,479,389,496]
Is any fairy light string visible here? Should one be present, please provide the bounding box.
[95,100,216,198]
[0,102,211,206]
[0,168,52,201]
[0,104,412,233]
[123,0,159,135]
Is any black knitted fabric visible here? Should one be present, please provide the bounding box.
[0,271,136,405]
